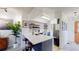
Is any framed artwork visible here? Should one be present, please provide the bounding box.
[0,18,13,30]
[62,21,67,31]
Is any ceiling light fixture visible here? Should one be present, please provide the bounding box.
[41,16,50,20]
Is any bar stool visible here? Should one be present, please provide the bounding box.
[23,38,32,51]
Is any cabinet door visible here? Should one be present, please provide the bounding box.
[0,38,8,50]
[75,21,79,43]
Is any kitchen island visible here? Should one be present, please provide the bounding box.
[22,32,53,51]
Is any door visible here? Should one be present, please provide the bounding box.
[75,21,79,44]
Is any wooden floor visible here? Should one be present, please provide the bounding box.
[53,45,61,51]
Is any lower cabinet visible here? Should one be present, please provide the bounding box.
[33,43,42,51]
[54,38,59,47]
[0,37,8,50]
[33,39,53,51]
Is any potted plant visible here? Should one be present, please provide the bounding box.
[7,21,21,48]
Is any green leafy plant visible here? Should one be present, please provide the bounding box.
[7,21,21,43]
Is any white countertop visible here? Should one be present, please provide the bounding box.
[22,33,53,45]
[22,28,53,45]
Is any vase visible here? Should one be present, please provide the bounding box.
[13,43,18,48]
[13,36,19,48]
[12,31,21,48]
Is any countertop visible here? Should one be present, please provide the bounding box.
[22,33,53,45]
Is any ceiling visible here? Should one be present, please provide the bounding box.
[13,7,79,23]
[0,7,79,23]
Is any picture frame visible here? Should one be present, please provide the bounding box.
[62,21,67,31]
